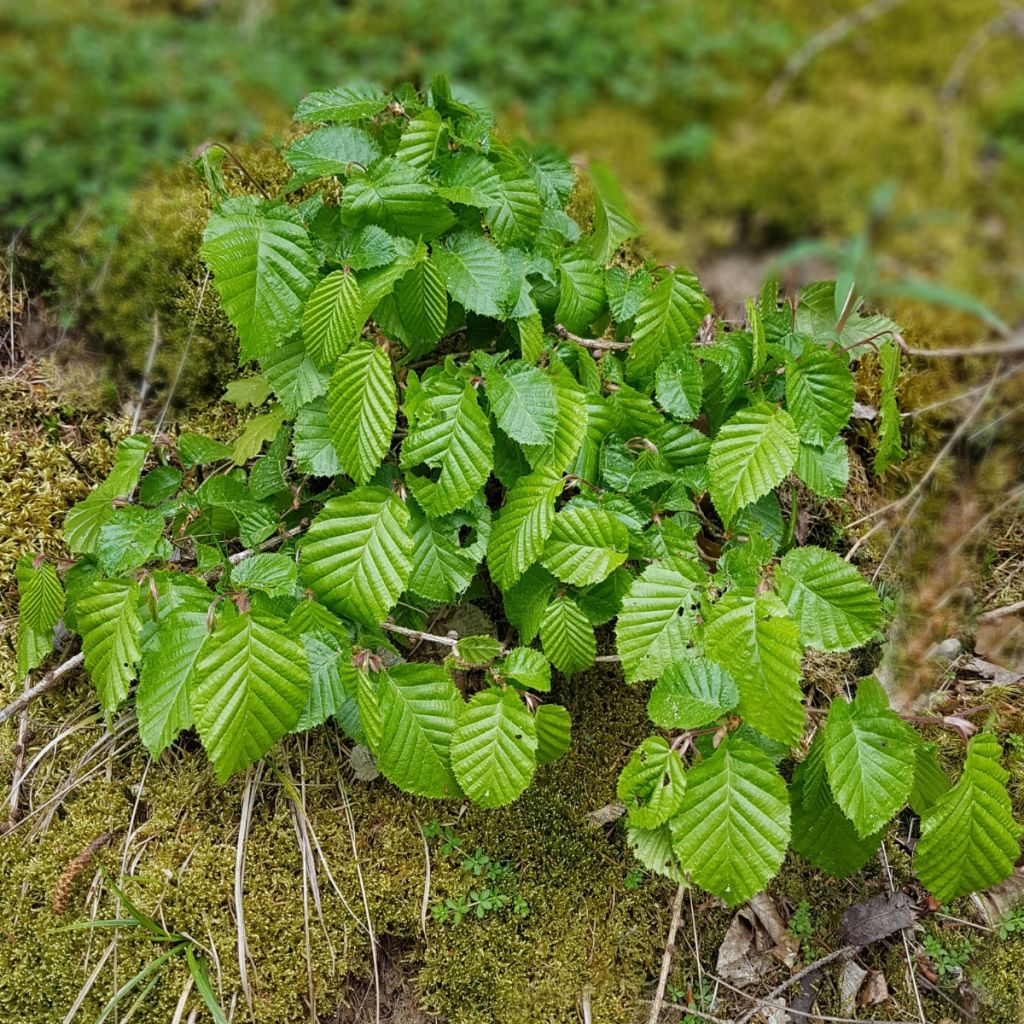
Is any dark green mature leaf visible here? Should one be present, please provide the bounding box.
[915,733,1021,901]
[295,84,390,124]
[191,609,309,781]
[230,553,298,597]
[524,364,588,473]
[502,646,551,692]
[96,507,167,574]
[556,249,606,334]
[16,558,64,677]
[503,564,556,644]
[285,126,380,182]
[541,506,628,586]
[407,501,486,603]
[300,487,412,627]
[484,165,543,247]
[327,342,396,484]
[394,254,448,345]
[656,348,703,421]
[785,347,855,446]
[201,197,317,360]
[794,437,849,498]
[395,108,447,169]
[671,737,791,906]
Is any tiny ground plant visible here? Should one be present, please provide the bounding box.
[15,79,1021,909]
[787,900,817,961]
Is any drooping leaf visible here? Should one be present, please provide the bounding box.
[618,736,687,829]
[302,269,364,369]
[376,663,462,798]
[534,703,571,764]
[450,687,537,808]
[776,546,882,651]
[627,269,710,383]
[822,676,917,837]
[615,556,705,683]
[300,487,412,627]
[647,655,739,730]
[708,404,800,524]
[190,610,310,781]
[588,162,639,262]
[487,467,562,590]
[539,595,596,675]
[77,578,143,716]
[915,733,1021,901]
[671,737,790,905]
[16,557,65,677]
[327,342,396,484]
[540,506,628,586]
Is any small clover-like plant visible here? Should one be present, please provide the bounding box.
[15,78,1021,910]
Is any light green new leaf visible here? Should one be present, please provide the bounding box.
[671,737,791,906]
[201,197,317,361]
[300,487,412,627]
[190,610,309,781]
[302,269,364,370]
[524,364,588,473]
[295,84,390,124]
[341,159,455,240]
[396,109,447,168]
[588,162,639,262]
[790,730,882,878]
[655,347,703,421]
[647,656,739,730]
[776,546,882,651]
[432,233,511,318]
[394,256,448,345]
[327,342,396,484]
[534,703,571,764]
[77,578,143,716]
[914,733,1021,901]
[823,676,916,837]
[785,347,855,446]
[407,503,485,603]
[539,595,596,675]
[618,736,687,829]
[555,250,606,334]
[615,556,705,683]
[794,436,849,498]
[293,398,344,477]
[230,553,298,597]
[401,378,493,516]
[16,558,64,677]
[485,361,558,446]
[487,467,562,590]
[285,126,380,181]
[260,336,329,416]
[502,646,551,692]
[136,580,212,757]
[628,825,684,883]
[455,635,503,664]
[541,506,628,586]
[450,687,537,808]
[376,663,462,798]
[704,592,805,745]
[708,404,800,524]
[230,405,287,466]
[627,269,710,383]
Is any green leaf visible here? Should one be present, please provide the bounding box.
[327,342,396,485]
[671,737,791,906]
[342,158,455,240]
[524,364,588,473]
[501,646,551,692]
[395,108,447,168]
[16,558,64,676]
[177,433,232,469]
[435,152,503,208]
[302,269,364,370]
[136,580,212,757]
[794,437,849,498]
[823,676,916,837]
[138,465,183,506]
[401,378,493,516]
[914,733,1021,901]
[293,398,344,477]
[293,631,350,733]
[606,266,650,323]
[300,487,412,627]
[615,556,705,684]
[555,250,606,334]
[230,553,298,597]
[503,564,556,644]
[708,404,800,524]
[647,656,738,730]
[628,825,684,883]
[224,377,272,408]
[450,687,537,808]
[487,467,562,590]
[96,507,168,574]
[484,165,543,247]
[790,731,882,878]
[432,232,511,318]
[190,610,309,781]
[785,348,855,446]
[455,635,503,664]
[230,405,288,466]
[356,669,382,752]
[260,336,329,416]
[295,84,390,124]
[534,704,571,765]
[539,595,596,675]
[394,255,448,345]
[618,736,687,829]
[776,546,882,651]
[540,506,628,586]
[376,663,462,798]
[285,126,380,181]
[588,162,639,262]
[627,269,710,383]
[77,579,143,716]
[909,741,952,816]
[485,361,558,446]
[201,197,317,360]
[334,225,397,271]
[249,427,290,500]
[655,348,703,421]
[407,502,486,603]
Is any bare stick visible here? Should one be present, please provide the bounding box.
[979,599,1024,623]
[899,333,1024,359]
[648,883,687,1024]
[6,676,31,828]
[0,652,84,727]
[735,946,857,1024]
[130,314,161,433]
[555,324,632,351]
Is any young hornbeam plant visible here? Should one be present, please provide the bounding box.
[15,78,1021,906]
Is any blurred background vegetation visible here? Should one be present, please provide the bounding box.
[1,0,1022,390]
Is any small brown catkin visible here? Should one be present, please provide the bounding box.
[52,831,115,916]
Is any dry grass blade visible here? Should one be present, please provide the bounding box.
[235,761,264,1018]
[648,883,686,1024]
